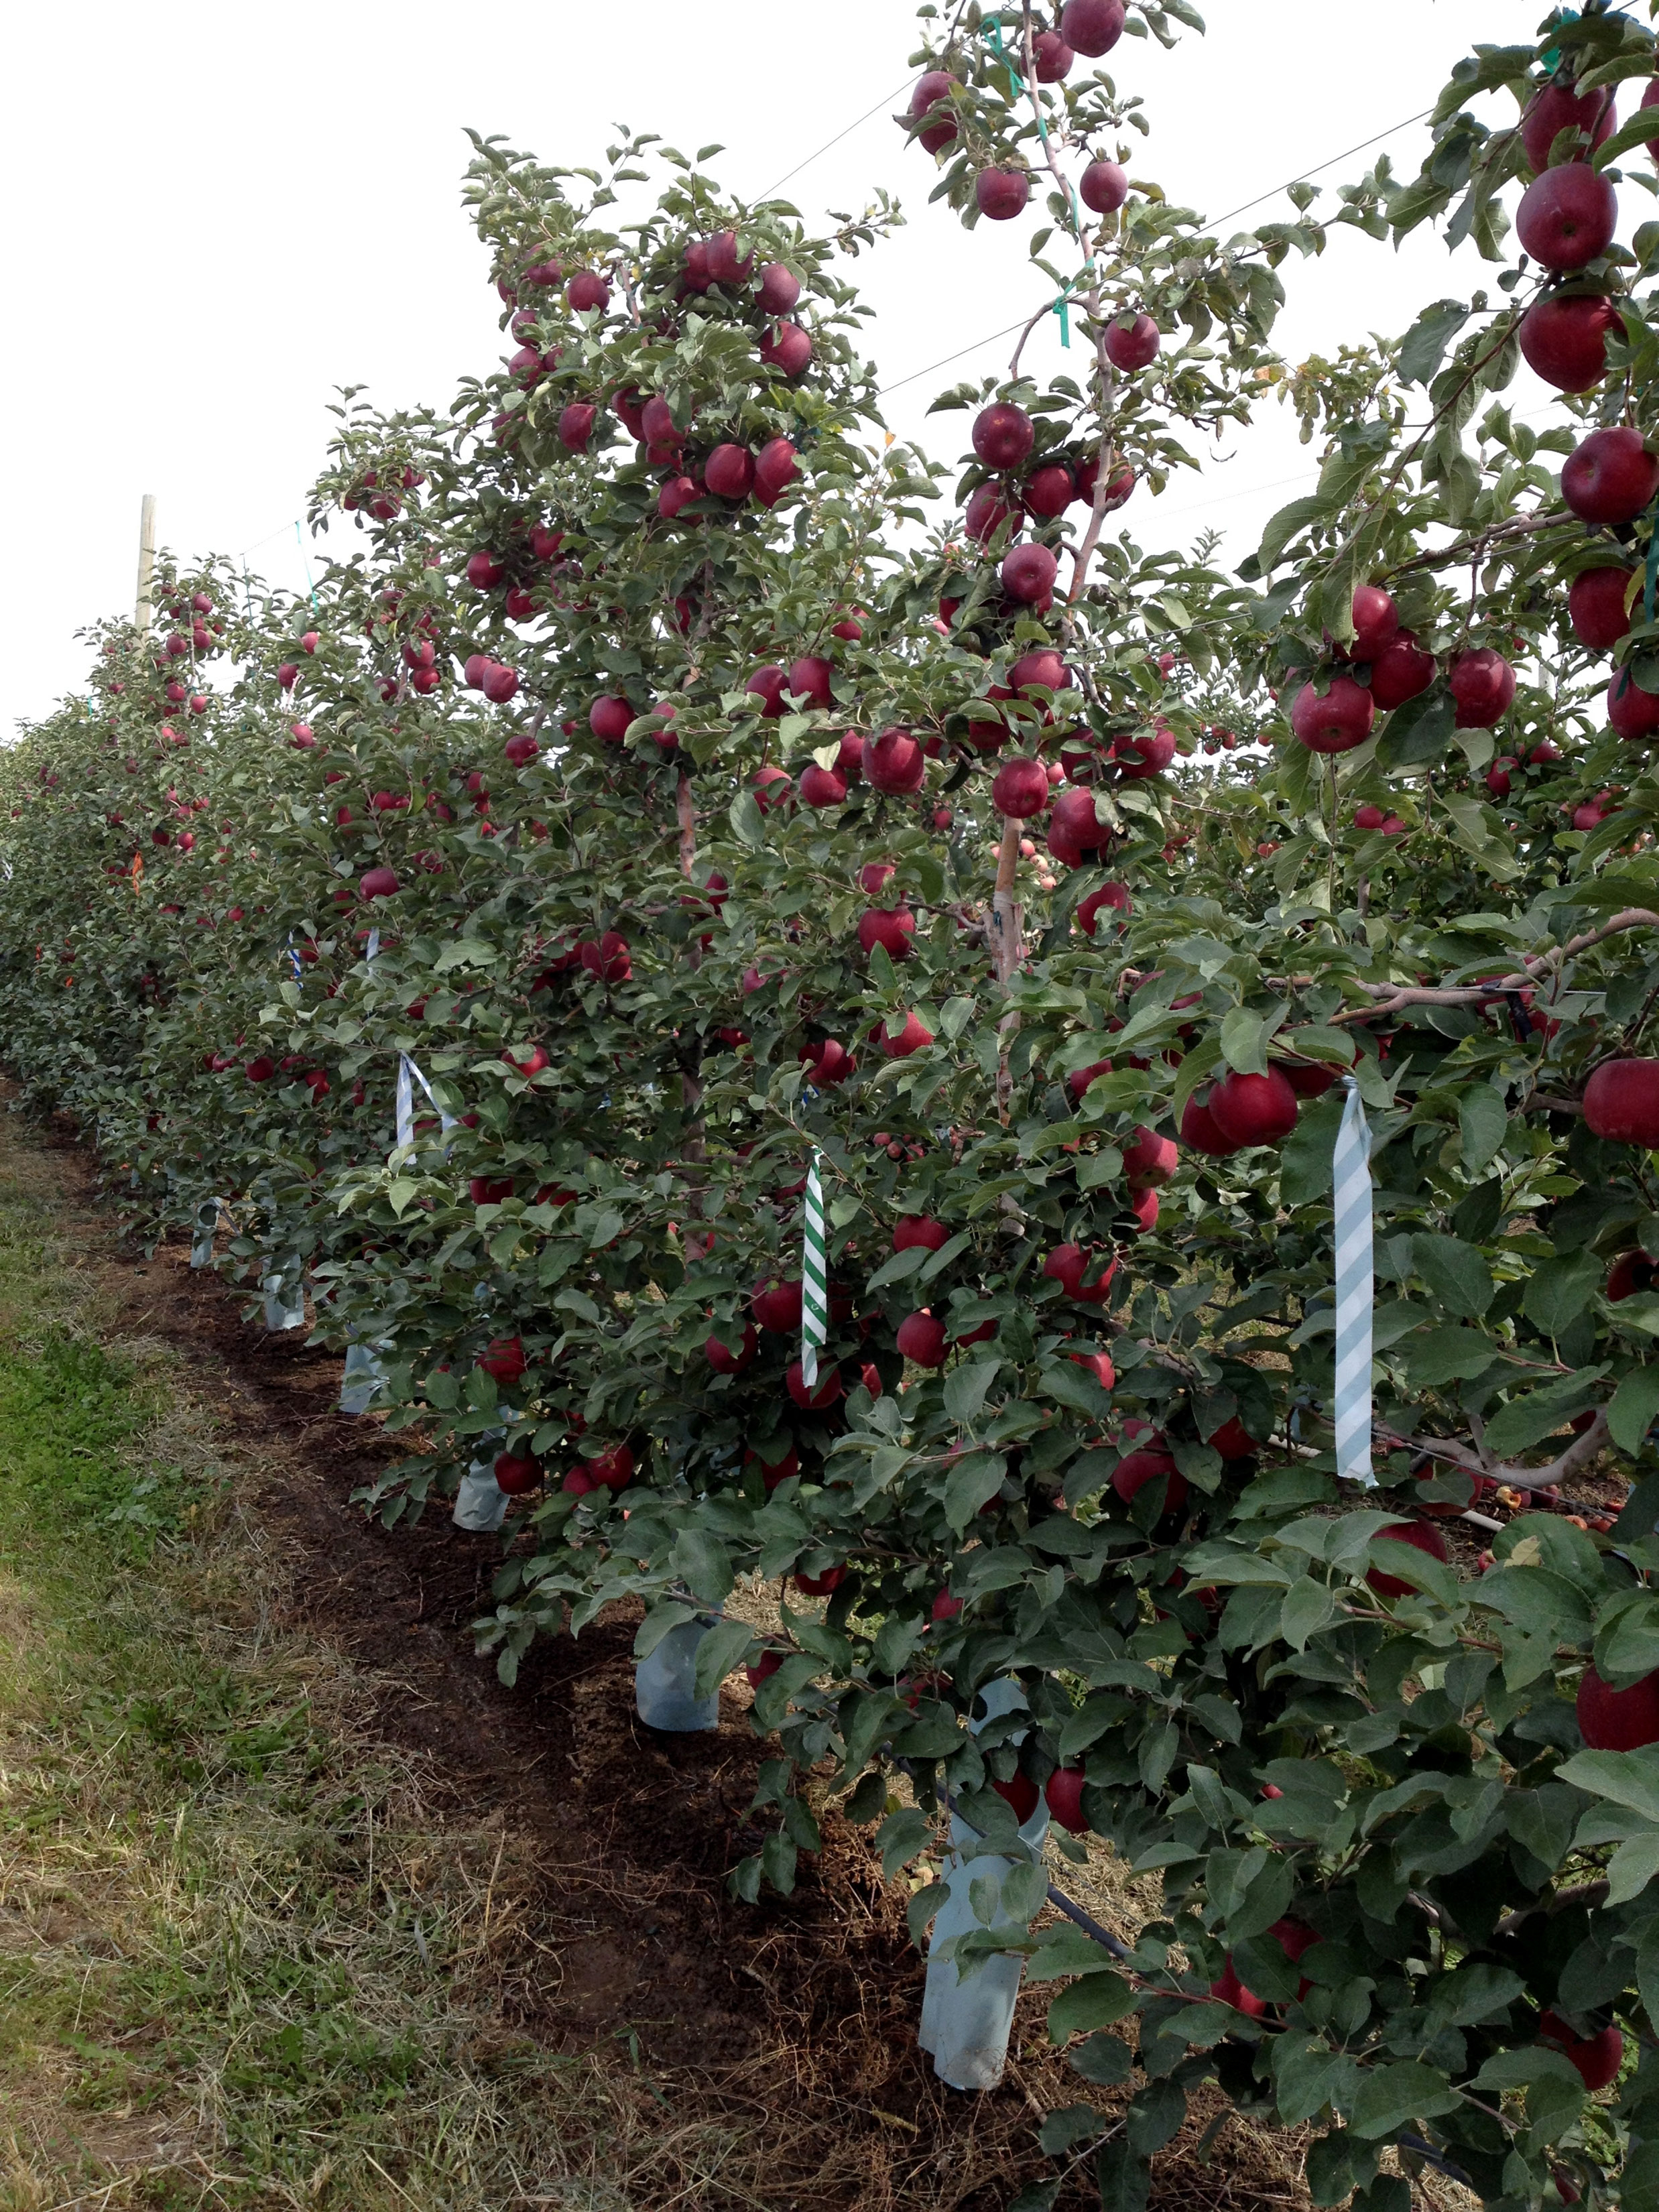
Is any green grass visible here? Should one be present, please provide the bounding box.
[0,1134,764,2211]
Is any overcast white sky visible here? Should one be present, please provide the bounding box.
[1,0,1562,736]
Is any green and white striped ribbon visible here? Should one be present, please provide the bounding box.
[1332,1076,1375,1487]
[802,1149,829,1388]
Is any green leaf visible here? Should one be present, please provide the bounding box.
[1609,1364,1659,1453]
[1046,1969,1136,2041]
[1411,1233,1493,1318]
[1279,1577,1337,1653]
[1524,1251,1605,1339]
[944,1450,1007,1532]
[671,1528,734,1605]
[1375,688,1455,772]
[1481,1375,1603,1460]
[1457,1085,1507,1174]
[875,1806,932,1881]
[1348,2061,1461,2138]
[1221,1006,1270,1077]
[1555,1745,1659,1823]
[943,1360,1001,1429]
[1399,1326,1499,1388]
[1280,1094,1345,1206]
[728,791,765,849]
[691,1616,756,1699]
[1398,299,1471,386]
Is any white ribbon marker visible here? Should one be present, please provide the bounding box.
[801,1149,828,1390]
[393,1053,456,1156]
[1332,1074,1375,1488]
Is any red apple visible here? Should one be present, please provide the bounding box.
[1606,1251,1655,1301]
[1585,1058,1659,1145]
[705,443,755,499]
[755,436,798,499]
[493,1450,540,1495]
[1350,584,1399,659]
[479,1336,526,1386]
[801,1038,855,1085]
[1001,543,1058,605]
[992,755,1051,817]
[1104,312,1160,371]
[1066,1054,1113,1100]
[1209,1068,1299,1148]
[1522,78,1616,171]
[482,663,520,704]
[1113,1445,1188,1514]
[1536,2012,1625,2092]
[566,269,609,312]
[1121,1125,1177,1188]
[1080,159,1127,214]
[1009,647,1068,695]
[895,1215,950,1253]
[1519,293,1623,392]
[1449,648,1516,729]
[1042,1243,1117,1303]
[1290,676,1374,753]
[1045,1768,1089,1833]
[786,1358,842,1410]
[857,906,916,959]
[976,168,1030,221]
[1060,0,1125,55]
[579,931,631,983]
[1370,631,1437,709]
[465,550,504,590]
[799,763,848,807]
[1571,565,1636,650]
[1608,668,1659,740]
[759,321,813,376]
[359,866,399,900]
[787,654,834,710]
[1516,164,1617,269]
[1209,1960,1267,2016]
[877,1011,934,1058]
[897,1310,948,1366]
[758,263,800,314]
[1050,786,1110,851]
[1113,726,1176,779]
[1365,1518,1449,1598]
[746,664,788,718]
[1032,27,1073,78]
[993,1770,1040,1823]
[752,1278,804,1333]
[1078,881,1131,934]
[908,69,959,154]
[973,403,1035,471]
[1565,426,1659,523]
[589,694,635,743]
[706,1325,758,1375]
[1024,463,1076,518]
[1577,1664,1659,1749]
[1181,1092,1239,1157]
[706,229,754,287]
[965,484,1017,542]
[557,402,596,451]
[863,727,927,794]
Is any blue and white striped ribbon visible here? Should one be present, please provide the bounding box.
[1332,1075,1375,1488]
[365,927,380,963]
[394,1053,456,1155]
[801,1150,828,1388]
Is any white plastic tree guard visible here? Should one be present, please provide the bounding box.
[918,1676,1048,2091]
[635,1617,722,1731]
[452,1453,509,1533]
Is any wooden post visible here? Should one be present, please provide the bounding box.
[135,494,158,631]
